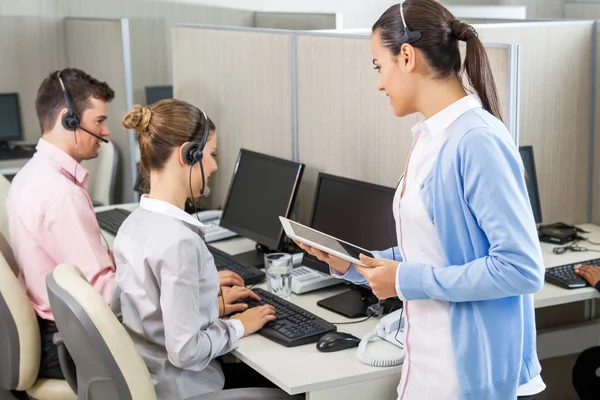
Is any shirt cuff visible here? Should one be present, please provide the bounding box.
[229,319,245,339]
[395,263,407,301]
[595,281,600,293]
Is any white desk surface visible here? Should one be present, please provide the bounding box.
[0,158,29,175]
[98,204,600,395]
[535,223,600,308]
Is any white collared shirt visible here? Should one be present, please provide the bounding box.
[112,195,244,399]
[394,95,545,399]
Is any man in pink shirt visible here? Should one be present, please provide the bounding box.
[6,68,115,379]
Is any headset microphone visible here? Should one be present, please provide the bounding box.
[78,125,109,143]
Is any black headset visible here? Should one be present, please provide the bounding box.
[181,108,211,195]
[56,71,108,143]
[399,1,421,44]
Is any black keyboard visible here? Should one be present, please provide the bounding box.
[0,145,36,160]
[238,287,337,347]
[96,208,131,236]
[545,258,600,289]
[208,245,265,285]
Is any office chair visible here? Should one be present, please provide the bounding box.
[0,174,11,240]
[46,263,303,400]
[572,346,600,399]
[0,234,76,400]
[82,140,119,206]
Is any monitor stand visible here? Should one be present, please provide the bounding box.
[232,249,267,268]
[317,285,400,319]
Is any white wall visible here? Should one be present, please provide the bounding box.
[148,0,505,29]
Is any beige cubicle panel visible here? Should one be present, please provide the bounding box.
[474,21,594,225]
[253,12,338,30]
[295,33,516,224]
[64,18,134,204]
[0,16,66,144]
[172,26,294,210]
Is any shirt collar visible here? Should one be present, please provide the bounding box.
[411,94,483,137]
[35,138,89,185]
[139,195,207,233]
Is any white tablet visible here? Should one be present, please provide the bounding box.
[279,216,375,266]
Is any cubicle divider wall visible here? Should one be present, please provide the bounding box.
[172,26,295,210]
[472,21,595,225]
[172,25,520,224]
[64,18,135,205]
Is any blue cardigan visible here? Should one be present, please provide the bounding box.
[338,108,545,400]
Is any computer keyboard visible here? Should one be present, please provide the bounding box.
[208,245,265,285]
[545,258,600,289]
[95,208,131,236]
[0,145,36,160]
[237,287,337,347]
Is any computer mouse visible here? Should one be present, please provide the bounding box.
[316,332,361,353]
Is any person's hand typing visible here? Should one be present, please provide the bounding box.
[295,241,351,274]
[218,286,260,316]
[575,264,600,289]
[230,305,277,336]
[354,254,400,299]
[218,270,245,287]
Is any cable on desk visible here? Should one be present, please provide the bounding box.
[330,316,372,325]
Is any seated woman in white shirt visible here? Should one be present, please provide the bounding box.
[112,99,279,399]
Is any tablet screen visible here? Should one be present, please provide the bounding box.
[288,220,374,260]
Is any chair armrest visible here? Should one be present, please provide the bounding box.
[52,332,78,394]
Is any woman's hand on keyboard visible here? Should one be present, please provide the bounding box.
[219,287,260,316]
[576,264,600,288]
[231,305,277,336]
[218,270,245,287]
[294,241,351,274]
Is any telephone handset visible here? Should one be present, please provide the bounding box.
[356,308,405,367]
[194,209,222,223]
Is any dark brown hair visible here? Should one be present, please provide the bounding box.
[123,99,215,193]
[35,68,115,133]
[372,0,502,121]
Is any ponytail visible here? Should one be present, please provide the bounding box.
[454,21,503,122]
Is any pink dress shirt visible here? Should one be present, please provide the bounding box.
[6,138,115,321]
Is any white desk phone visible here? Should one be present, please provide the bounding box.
[194,210,237,243]
[356,308,405,367]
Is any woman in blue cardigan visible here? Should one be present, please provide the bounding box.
[298,1,546,399]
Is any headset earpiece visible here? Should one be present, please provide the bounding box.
[57,71,80,132]
[182,142,201,166]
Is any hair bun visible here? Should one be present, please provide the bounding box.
[452,20,478,42]
[122,104,152,133]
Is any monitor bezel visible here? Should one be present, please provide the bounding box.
[219,148,305,251]
[0,93,23,142]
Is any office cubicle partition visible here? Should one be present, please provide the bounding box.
[0,16,66,144]
[473,21,594,225]
[295,32,520,223]
[172,26,295,210]
[171,25,520,223]
[253,12,339,30]
[64,18,135,204]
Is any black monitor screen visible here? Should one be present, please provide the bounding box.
[305,173,397,274]
[145,86,173,105]
[519,146,542,224]
[0,93,23,142]
[220,149,304,250]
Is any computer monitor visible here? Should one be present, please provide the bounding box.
[304,173,397,274]
[0,93,23,145]
[220,149,304,267]
[519,146,542,224]
[304,173,399,318]
[145,85,173,105]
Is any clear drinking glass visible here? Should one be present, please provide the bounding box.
[264,253,293,300]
